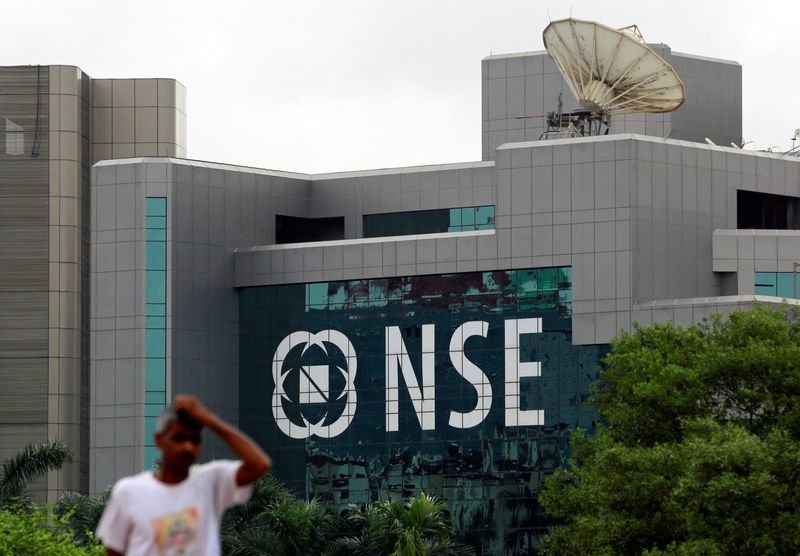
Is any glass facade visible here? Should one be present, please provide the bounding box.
[144,197,167,468]
[240,267,607,554]
[754,271,800,298]
[363,205,495,238]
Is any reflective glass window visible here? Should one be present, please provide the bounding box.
[776,273,795,298]
[145,391,165,405]
[754,272,777,296]
[145,316,166,329]
[145,446,160,469]
[146,303,166,316]
[461,207,475,227]
[145,196,167,465]
[476,205,495,229]
[364,206,495,238]
[145,330,165,358]
[146,229,166,241]
[239,265,606,551]
[145,404,164,417]
[146,197,167,217]
[145,216,166,229]
[144,417,158,442]
[449,208,462,228]
[146,242,166,270]
[145,359,166,390]
[145,271,166,303]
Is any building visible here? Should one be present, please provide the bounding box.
[86,46,800,554]
[0,39,787,553]
[0,65,186,499]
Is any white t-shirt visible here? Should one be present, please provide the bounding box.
[96,460,251,556]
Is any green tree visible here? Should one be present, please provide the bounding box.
[0,439,72,506]
[56,464,475,555]
[541,306,800,555]
[221,474,340,556]
[220,474,288,555]
[329,493,474,556]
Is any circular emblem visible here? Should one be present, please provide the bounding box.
[271,330,357,439]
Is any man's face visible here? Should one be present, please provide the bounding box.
[155,420,202,473]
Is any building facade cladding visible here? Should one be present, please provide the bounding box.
[90,140,800,553]
[0,64,186,499]
[90,78,187,163]
[234,136,800,344]
[712,229,800,296]
[0,66,52,498]
[89,158,500,493]
[90,160,313,493]
[481,45,742,161]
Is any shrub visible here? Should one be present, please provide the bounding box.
[0,504,104,556]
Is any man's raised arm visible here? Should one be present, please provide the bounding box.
[173,395,272,485]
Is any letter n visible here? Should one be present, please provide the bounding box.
[385,325,435,431]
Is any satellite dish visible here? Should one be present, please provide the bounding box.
[543,18,685,116]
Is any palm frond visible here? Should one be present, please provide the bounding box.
[222,522,280,556]
[54,488,109,545]
[0,439,72,503]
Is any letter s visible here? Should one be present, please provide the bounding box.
[448,321,492,428]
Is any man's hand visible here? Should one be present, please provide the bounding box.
[173,395,213,426]
[172,394,272,486]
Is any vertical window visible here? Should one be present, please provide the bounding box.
[461,207,476,229]
[476,205,495,229]
[144,197,167,468]
[448,208,462,232]
[5,119,24,156]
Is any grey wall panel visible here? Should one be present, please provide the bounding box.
[0,424,48,459]
[91,160,313,492]
[481,47,742,160]
[0,358,47,423]
[0,66,50,483]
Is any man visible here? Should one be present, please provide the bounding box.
[96,395,271,555]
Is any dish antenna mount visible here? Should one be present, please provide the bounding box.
[532,18,686,139]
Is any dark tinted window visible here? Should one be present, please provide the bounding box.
[275,215,345,244]
[738,190,800,230]
[363,206,495,238]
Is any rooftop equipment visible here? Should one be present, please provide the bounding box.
[525,18,686,139]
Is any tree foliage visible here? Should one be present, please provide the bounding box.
[0,504,104,555]
[541,306,800,555]
[54,488,110,547]
[221,476,473,556]
[64,471,472,555]
[328,493,473,556]
[221,474,339,556]
[0,439,72,506]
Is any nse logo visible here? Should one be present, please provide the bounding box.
[271,319,544,439]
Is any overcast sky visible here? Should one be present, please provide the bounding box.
[6,0,799,173]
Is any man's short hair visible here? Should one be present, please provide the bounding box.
[155,406,203,436]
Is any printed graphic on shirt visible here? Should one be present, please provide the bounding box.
[151,507,199,556]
